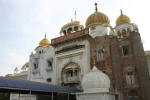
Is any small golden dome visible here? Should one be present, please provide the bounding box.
[60,20,80,33]
[39,34,50,47]
[85,3,110,27]
[116,10,131,25]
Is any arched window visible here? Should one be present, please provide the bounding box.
[32,58,39,74]
[122,29,126,36]
[127,28,131,33]
[65,69,79,79]
[66,70,73,77]
[74,69,78,76]
[33,59,39,69]
[62,62,81,86]
[33,63,38,69]
[122,45,129,56]
[46,58,53,71]
[126,71,135,85]
[125,67,135,85]
[97,48,104,62]
[74,26,78,31]
[48,60,52,67]
[67,28,72,34]
[117,31,121,37]
[63,30,66,35]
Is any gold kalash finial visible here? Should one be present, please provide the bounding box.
[39,32,50,47]
[120,9,123,15]
[45,32,47,39]
[93,56,97,66]
[95,2,98,12]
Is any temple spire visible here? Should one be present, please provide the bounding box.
[93,56,97,66]
[74,10,77,21]
[95,2,98,12]
[120,9,123,15]
[45,32,46,39]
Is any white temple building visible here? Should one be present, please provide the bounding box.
[9,3,150,100]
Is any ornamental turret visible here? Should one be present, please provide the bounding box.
[115,10,135,38]
[60,20,83,35]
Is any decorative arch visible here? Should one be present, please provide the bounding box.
[74,26,79,31]
[67,28,72,34]
[63,30,66,35]
[127,28,131,33]
[117,30,121,38]
[124,67,136,85]
[122,29,126,36]
[61,61,81,87]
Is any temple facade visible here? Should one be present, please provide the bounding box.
[10,3,150,100]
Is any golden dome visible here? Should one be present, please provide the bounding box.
[85,3,110,27]
[116,10,131,25]
[39,34,50,47]
[60,20,80,33]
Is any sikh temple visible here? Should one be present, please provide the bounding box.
[7,3,150,100]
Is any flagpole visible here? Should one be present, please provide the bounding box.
[75,11,76,21]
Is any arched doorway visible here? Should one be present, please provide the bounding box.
[61,62,81,88]
[128,90,139,100]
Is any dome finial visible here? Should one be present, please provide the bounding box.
[39,32,50,46]
[120,9,123,15]
[45,32,47,39]
[95,2,98,12]
[93,56,97,66]
[74,10,77,21]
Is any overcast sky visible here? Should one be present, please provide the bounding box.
[0,0,150,76]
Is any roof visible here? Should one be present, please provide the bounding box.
[0,77,81,94]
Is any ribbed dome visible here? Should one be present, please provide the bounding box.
[116,10,131,25]
[85,11,110,27]
[39,34,50,47]
[82,66,110,91]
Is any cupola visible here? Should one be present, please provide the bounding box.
[116,10,131,26]
[39,34,50,47]
[60,20,83,35]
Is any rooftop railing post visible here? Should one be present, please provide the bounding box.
[30,90,31,100]
[52,92,53,100]
[18,92,20,100]
[68,93,70,100]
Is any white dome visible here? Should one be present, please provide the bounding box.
[81,66,110,92]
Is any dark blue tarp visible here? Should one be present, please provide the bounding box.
[0,77,81,94]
